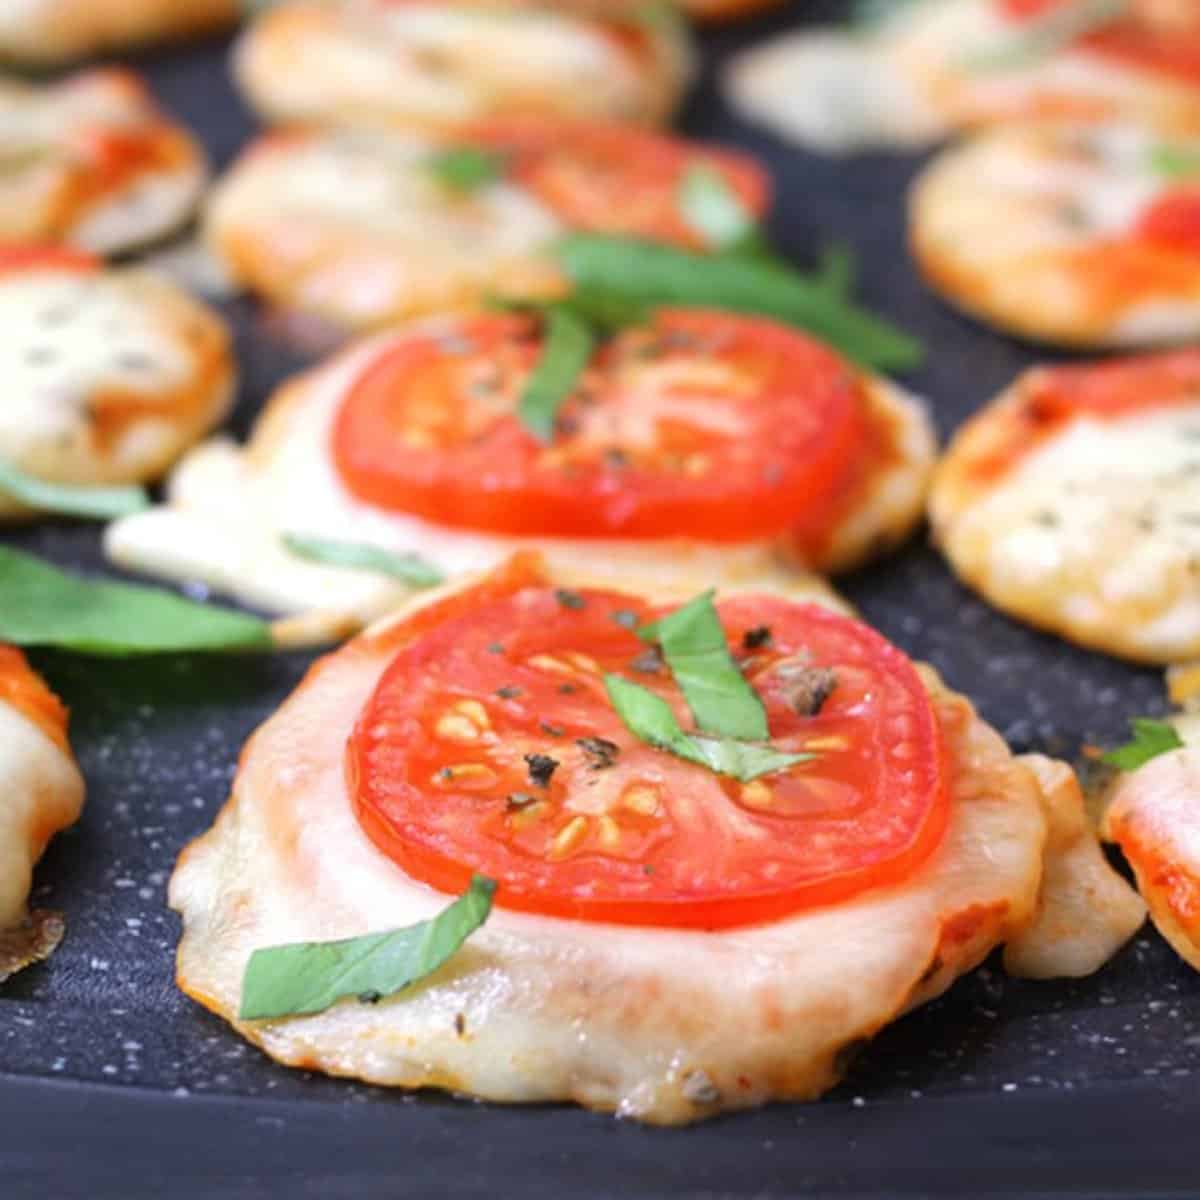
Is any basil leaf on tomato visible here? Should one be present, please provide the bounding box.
[1101,718,1185,771]
[517,306,595,442]
[239,875,496,1020]
[282,532,444,587]
[426,147,508,193]
[605,674,810,782]
[638,591,768,741]
[0,547,271,655]
[554,234,922,371]
[0,459,149,520]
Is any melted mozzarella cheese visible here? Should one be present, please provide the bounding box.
[911,120,1200,347]
[725,0,1200,154]
[105,325,934,642]
[235,1,688,130]
[0,71,205,254]
[933,388,1200,661]
[169,575,1140,1122]
[206,129,564,328]
[0,267,234,517]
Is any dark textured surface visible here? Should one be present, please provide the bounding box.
[2,2,1198,1196]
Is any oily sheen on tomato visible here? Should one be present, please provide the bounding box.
[331,311,869,543]
[466,118,769,250]
[347,571,949,929]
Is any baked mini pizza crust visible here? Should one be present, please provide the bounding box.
[0,70,207,257]
[723,0,1200,155]
[0,647,84,983]
[204,121,767,332]
[930,350,1200,664]
[0,0,237,65]
[105,316,935,642]
[911,121,1200,348]
[0,253,235,520]
[169,559,1143,1123]
[233,0,693,132]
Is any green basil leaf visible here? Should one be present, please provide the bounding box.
[1100,718,1184,771]
[1148,144,1200,180]
[0,547,271,655]
[555,235,922,372]
[814,243,856,300]
[637,591,767,741]
[239,875,496,1020]
[0,459,149,520]
[517,306,595,442]
[426,147,508,193]
[678,165,763,255]
[604,674,811,782]
[282,532,444,588]
[961,0,1128,72]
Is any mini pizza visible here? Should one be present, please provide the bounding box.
[0,646,84,983]
[169,554,1143,1122]
[233,0,692,132]
[206,119,769,332]
[724,0,1200,155]
[911,121,1200,348]
[105,310,936,641]
[0,246,235,520]
[0,0,237,64]
[0,69,207,257]
[930,350,1200,664]
[1100,713,1200,972]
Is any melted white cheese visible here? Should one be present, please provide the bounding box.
[207,129,563,324]
[943,403,1200,658]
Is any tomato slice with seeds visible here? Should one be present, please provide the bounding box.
[997,0,1200,85]
[348,576,948,929]
[332,310,868,543]
[465,118,769,251]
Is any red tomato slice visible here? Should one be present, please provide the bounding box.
[1136,189,1200,254]
[0,244,99,275]
[0,647,69,754]
[465,117,770,251]
[348,572,948,929]
[997,0,1200,85]
[332,310,868,543]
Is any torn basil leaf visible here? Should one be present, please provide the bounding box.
[426,147,507,193]
[637,591,768,741]
[1101,718,1185,771]
[0,547,271,655]
[604,675,811,782]
[239,875,496,1020]
[282,533,444,587]
[517,306,595,442]
[555,235,922,372]
[0,459,149,520]
[678,165,764,255]
[1148,144,1200,180]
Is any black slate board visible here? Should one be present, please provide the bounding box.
[2,3,1198,1196]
